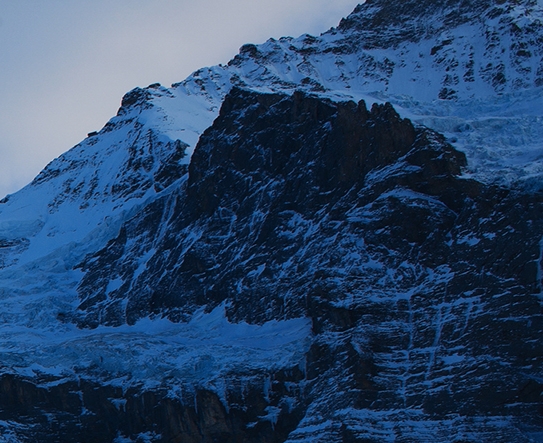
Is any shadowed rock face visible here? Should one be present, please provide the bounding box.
[2,87,541,441]
[0,370,305,443]
[49,88,543,441]
[74,88,467,328]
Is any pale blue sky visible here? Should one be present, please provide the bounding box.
[0,0,360,198]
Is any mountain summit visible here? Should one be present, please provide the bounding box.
[0,1,542,442]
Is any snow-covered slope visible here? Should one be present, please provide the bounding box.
[0,0,542,441]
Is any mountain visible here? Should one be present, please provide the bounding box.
[0,0,542,442]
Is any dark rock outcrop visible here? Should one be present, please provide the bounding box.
[0,369,305,443]
[74,88,465,327]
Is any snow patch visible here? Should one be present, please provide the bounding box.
[0,304,312,389]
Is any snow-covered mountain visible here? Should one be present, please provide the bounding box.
[0,0,542,441]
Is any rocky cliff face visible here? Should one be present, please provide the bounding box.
[3,88,535,442]
[75,88,434,327]
[0,1,542,442]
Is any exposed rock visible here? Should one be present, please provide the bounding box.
[69,88,543,441]
[0,370,305,442]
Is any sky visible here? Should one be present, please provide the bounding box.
[0,0,361,199]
